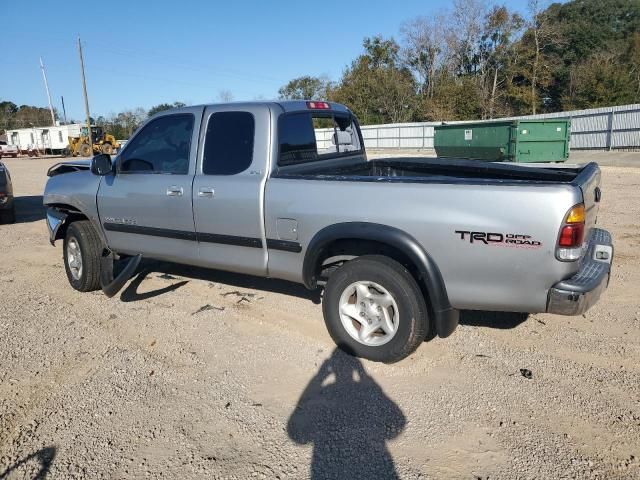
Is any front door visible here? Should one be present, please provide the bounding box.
[97,108,203,264]
[192,105,270,276]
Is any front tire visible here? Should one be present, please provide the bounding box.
[63,220,102,292]
[79,143,92,157]
[322,255,429,363]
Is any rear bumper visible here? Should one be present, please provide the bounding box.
[547,228,613,316]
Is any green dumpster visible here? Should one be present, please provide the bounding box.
[434,119,570,163]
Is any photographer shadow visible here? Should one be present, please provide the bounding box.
[287,349,405,480]
[0,446,56,479]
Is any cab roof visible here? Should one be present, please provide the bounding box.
[180,100,351,115]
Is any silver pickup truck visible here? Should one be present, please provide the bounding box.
[43,101,613,362]
[0,141,19,159]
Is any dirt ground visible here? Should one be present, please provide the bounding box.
[0,156,638,479]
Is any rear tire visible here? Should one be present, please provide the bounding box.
[322,255,429,363]
[63,220,102,292]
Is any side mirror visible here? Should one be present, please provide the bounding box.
[90,153,113,176]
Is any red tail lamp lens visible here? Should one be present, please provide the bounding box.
[558,223,584,247]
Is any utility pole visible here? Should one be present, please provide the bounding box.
[40,57,56,126]
[61,96,68,124]
[77,36,92,149]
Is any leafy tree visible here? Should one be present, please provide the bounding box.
[362,35,401,68]
[0,101,18,131]
[147,102,186,117]
[0,102,56,130]
[278,76,332,100]
[447,0,487,76]
[565,53,636,108]
[536,0,640,110]
[401,15,448,98]
[627,32,640,98]
[521,0,564,113]
[479,6,524,118]
[422,75,483,121]
[330,37,417,124]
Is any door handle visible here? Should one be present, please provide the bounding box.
[197,187,215,198]
[166,186,183,197]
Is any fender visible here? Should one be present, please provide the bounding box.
[44,166,106,246]
[303,222,459,338]
[45,205,109,247]
[45,207,68,246]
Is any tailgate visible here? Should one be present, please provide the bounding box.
[576,163,601,236]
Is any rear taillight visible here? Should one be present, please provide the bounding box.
[558,223,584,247]
[556,203,585,261]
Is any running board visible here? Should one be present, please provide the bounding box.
[100,252,142,298]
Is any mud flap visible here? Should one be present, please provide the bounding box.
[100,251,142,298]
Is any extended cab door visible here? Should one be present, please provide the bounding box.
[97,108,203,264]
[192,104,270,276]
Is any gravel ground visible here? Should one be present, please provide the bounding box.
[0,156,638,479]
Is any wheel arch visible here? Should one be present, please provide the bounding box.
[46,204,106,247]
[303,222,459,338]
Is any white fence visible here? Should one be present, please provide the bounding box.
[350,103,640,150]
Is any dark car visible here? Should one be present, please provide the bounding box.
[0,161,15,223]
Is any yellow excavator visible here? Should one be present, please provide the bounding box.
[67,126,119,157]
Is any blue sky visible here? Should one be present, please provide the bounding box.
[3,0,530,120]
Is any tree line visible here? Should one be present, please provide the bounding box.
[0,102,56,131]
[279,0,640,124]
[0,101,187,140]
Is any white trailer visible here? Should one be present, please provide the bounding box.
[38,124,81,153]
[5,128,38,153]
[5,124,82,154]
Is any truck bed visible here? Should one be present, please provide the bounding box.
[274,157,597,186]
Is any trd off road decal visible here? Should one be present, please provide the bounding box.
[455,230,542,248]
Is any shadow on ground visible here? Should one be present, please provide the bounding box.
[0,446,56,479]
[120,269,189,302]
[13,195,45,223]
[118,260,529,333]
[459,310,529,329]
[287,348,405,480]
[120,259,322,304]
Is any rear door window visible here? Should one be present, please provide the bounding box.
[202,111,255,175]
[278,112,362,166]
